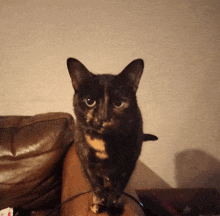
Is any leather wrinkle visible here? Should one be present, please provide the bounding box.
[0,112,75,210]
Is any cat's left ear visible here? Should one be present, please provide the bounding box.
[67,58,93,90]
[118,59,144,92]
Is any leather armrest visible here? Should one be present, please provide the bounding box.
[0,112,74,211]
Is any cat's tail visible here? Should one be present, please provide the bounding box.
[143,134,158,142]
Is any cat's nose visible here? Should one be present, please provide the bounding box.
[99,102,109,123]
[93,119,103,128]
[102,115,109,123]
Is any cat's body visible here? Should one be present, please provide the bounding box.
[67,58,145,215]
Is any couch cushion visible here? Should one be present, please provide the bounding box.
[0,112,74,211]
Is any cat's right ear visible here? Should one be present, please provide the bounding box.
[67,58,93,90]
[118,59,144,92]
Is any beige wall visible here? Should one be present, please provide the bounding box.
[1,0,220,189]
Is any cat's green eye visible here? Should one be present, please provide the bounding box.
[85,98,96,107]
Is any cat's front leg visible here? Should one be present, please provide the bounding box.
[85,169,107,213]
[91,194,106,213]
[89,175,125,215]
[104,188,124,215]
[91,188,123,214]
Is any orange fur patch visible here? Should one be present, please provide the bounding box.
[86,109,93,123]
[85,134,105,151]
[96,151,109,159]
[91,204,100,213]
[85,134,109,159]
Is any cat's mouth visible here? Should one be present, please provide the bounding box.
[91,126,109,135]
[96,127,109,134]
[86,119,115,134]
[85,127,107,135]
[86,124,113,135]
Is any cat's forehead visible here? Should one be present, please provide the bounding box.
[80,74,116,90]
[97,74,115,86]
[77,73,133,97]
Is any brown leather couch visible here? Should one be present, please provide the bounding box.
[0,112,144,216]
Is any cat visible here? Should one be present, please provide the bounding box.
[67,58,150,215]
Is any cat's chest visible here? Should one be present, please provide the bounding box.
[85,134,109,159]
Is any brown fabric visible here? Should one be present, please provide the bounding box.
[61,144,144,216]
[0,112,74,211]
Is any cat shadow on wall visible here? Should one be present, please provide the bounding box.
[175,149,220,189]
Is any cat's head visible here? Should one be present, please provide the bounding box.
[67,58,144,134]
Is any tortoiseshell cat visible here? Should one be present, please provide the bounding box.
[67,58,146,215]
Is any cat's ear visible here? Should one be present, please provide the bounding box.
[118,59,144,92]
[67,58,93,90]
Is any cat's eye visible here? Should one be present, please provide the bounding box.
[114,100,124,108]
[85,98,96,107]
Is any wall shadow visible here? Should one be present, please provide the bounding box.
[136,150,220,214]
[175,149,220,189]
[130,159,171,190]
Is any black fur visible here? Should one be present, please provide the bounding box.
[67,58,146,215]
